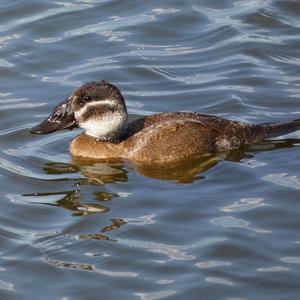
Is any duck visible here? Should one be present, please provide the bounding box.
[30,80,300,163]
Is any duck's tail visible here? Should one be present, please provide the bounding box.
[263,119,300,139]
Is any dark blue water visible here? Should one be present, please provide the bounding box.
[1,1,300,299]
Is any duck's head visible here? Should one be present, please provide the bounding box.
[30,80,128,141]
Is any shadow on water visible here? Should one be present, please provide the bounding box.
[23,138,300,217]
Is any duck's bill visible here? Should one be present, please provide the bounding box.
[30,98,77,134]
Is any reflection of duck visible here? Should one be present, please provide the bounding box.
[30,80,300,163]
[72,155,216,183]
[23,188,110,217]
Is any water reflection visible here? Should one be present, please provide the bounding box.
[22,138,300,223]
[73,160,128,184]
[24,189,110,216]
[46,257,138,277]
[71,153,223,183]
[69,138,300,183]
[102,218,127,232]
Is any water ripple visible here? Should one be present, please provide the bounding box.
[263,173,300,190]
[206,276,234,286]
[221,197,268,212]
[280,257,300,265]
[257,266,289,272]
[135,290,177,300]
[210,216,271,234]
[196,260,231,269]
[118,238,195,261]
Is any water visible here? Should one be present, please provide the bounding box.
[1,0,300,299]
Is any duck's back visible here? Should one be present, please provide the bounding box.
[121,112,265,162]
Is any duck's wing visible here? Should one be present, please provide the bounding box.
[124,114,265,162]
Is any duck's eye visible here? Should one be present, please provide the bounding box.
[83,95,92,101]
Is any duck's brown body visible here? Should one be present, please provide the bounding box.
[30,81,300,164]
[70,112,269,163]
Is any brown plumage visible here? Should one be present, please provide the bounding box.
[30,81,300,163]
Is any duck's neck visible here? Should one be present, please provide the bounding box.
[81,111,128,143]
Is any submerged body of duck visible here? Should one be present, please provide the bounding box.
[30,81,300,163]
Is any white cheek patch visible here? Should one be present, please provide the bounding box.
[80,112,127,139]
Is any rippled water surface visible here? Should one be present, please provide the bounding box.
[1,0,300,299]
